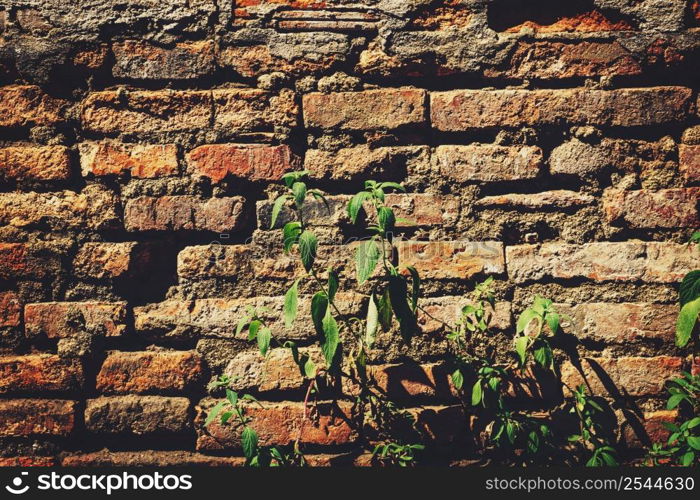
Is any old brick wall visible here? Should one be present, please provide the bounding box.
[0,0,698,466]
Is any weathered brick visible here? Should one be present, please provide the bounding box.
[0,399,76,437]
[303,88,426,130]
[0,291,21,327]
[85,396,190,435]
[72,45,109,70]
[557,303,677,343]
[224,348,322,393]
[622,410,677,448]
[0,85,67,127]
[135,293,363,340]
[396,241,505,280]
[0,355,83,394]
[96,351,203,394]
[61,451,243,467]
[0,243,58,279]
[218,42,343,78]
[603,188,700,229]
[496,9,635,33]
[368,363,454,399]
[486,41,641,80]
[73,242,154,279]
[679,144,699,184]
[124,196,246,232]
[430,87,692,131]
[417,297,512,333]
[196,399,356,451]
[0,146,71,181]
[113,40,216,80]
[213,88,298,132]
[475,190,594,209]
[24,302,127,338]
[187,144,298,183]
[176,244,255,280]
[305,145,428,181]
[506,242,695,283]
[560,356,682,396]
[78,142,179,178]
[0,185,120,230]
[434,145,542,182]
[82,90,212,134]
[0,456,56,466]
[257,193,460,229]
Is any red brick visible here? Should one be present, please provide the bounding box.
[0,456,56,466]
[557,303,677,343]
[430,87,692,131]
[476,190,594,209]
[72,45,109,70]
[24,302,127,338]
[85,396,190,435]
[0,291,21,327]
[79,142,179,178]
[113,40,215,80]
[187,144,298,183]
[73,242,153,279]
[196,399,356,451]
[124,195,246,232]
[486,41,642,80]
[224,348,323,393]
[603,188,700,228]
[560,356,682,396]
[434,145,542,182]
[0,355,83,394]
[679,144,700,184]
[0,243,56,279]
[81,90,212,134]
[622,410,677,448]
[96,351,203,394]
[0,85,67,127]
[303,88,426,130]
[497,9,634,33]
[0,185,120,230]
[212,88,298,132]
[396,241,505,280]
[305,145,428,181]
[0,146,71,181]
[61,451,242,467]
[0,399,76,436]
[506,242,696,284]
[218,44,339,78]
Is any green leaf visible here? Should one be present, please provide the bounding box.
[406,265,420,312]
[533,342,552,369]
[676,296,700,347]
[311,291,328,336]
[226,389,238,407]
[284,279,300,328]
[236,317,249,337]
[379,182,405,192]
[378,289,393,332]
[365,293,379,348]
[347,191,371,224]
[270,195,288,229]
[377,206,396,233]
[248,319,261,341]
[303,357,316,379]
[667,393,686,410]
[241,426,259,460]
[516,308,539,335]
[681,451,695,466]
[471,380,483,406]
[327,269,339,302]
[298,230,317,272]
[356,239,380,284]
[292,181,307,208]
[451,369,464,390]
[514,336,530,366]
[546,312,560,335]
[257,327,271,356]
[282,222,302,253]
[321,308,340,367]
[205,400,227,426]
[679,270,700,306]
[687,436,700,451]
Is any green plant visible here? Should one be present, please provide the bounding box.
[676,230,700,348]
[567,385,618,466]
[371,442,425,467]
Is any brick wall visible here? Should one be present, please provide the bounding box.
[0,0,698,466]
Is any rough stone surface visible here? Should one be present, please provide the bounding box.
[85,396,190,435]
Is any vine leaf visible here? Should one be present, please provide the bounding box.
[321,308,340,367]
[292,181,307,208]
[270,195,288,229]
[676,296,700,348]
[298,231,318,272]
[282,222,302,253]
[356,239,380,284]
[514,336,530,366]
[241,426,259,460]
[284,279,300,328]
[257,327,271,356]
[679,270,700,306]
[205,400,227,426]
[311,291,328,337]
[471,380,482,406]
[365,293,379,348]
[348,191,371,224]
[451,369,464,391]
